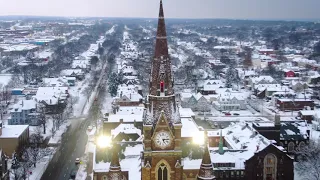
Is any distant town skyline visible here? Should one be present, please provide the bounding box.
[0,0,319,20]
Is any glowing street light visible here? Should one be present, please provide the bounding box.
[97,135,112,148]
[193,131,205,145]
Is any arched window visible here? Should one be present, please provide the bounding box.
[288,142,295,152]
[299,141,306,151]
[264,154,277,180]
[158,163,168,180]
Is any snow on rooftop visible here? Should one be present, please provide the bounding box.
[11,99,36,112]
[111,124,141,138]
[181,118,199,138]
[34,86,68,105]
[93,144,142,179]
[117,106,144,115]
[179,108,195,118]
[0,74,12,86]
[183,158,202,169]
[107,114,143,123]
[0,125,28,138]
[0,44,38,52]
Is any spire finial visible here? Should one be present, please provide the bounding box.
[218,129,224,155]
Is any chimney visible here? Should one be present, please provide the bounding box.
[256,145,260,152]
[120,119,123,123]
[130,93,132,99]
[306,130,310,139]
[50,99,52,104]
[0,122,2,136]
[275,113,280,126]
[120,91,123,98]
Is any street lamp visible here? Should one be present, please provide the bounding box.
[193,131,205,145]
[97,135,112,148]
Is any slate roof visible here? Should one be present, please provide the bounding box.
[280,121,309,141]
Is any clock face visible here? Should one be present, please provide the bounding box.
[155,131,171,148]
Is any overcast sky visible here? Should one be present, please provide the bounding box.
[0,0,319,20]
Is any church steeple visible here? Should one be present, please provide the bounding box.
[197,131,215,180]
[149,0,173,97]
[145,0,179,125]
[154,0,169,58]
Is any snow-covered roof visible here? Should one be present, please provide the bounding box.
[121,66,137,75]
[217,89,248,101]
[107,114,143,123]
[11,99,36,113]
[93,144,142,179]
[181,118,199,138]
[0,74,12,86]
[299,110,317,116]
[179,108,195,118]
[183,158,202,169]
[60,69,83,76]
[250,76,275,84]
[43,77,68,87]
[207,122,274,169]
[117,106,144,115]
[255,84,291,93]
[34,86,68,105]
[71,60,90,69]
[0,43,38,52]
[0,125,28,138]
[280,121,310,141]
[111,124,141,139]
[292,58,316,64]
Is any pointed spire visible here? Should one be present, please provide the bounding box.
[218,129,224,155]
[198,130,215,180]
[154,0,169,58]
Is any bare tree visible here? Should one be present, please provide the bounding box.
[29,128,43,167]
[82,86,93,102]
[37,103,47,134]
[296,140,320,180]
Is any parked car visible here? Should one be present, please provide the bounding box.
[75,158,80,164]
[70,170,77,179]
[224,112,231,116]
[233,113,240,116]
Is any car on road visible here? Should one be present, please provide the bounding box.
[233,113,240,116]
[70,170,77,179]
[75,158,80,164]
[224,112,231,116]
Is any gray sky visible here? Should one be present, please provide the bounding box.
[0,0,319,20]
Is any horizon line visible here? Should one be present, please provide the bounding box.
[0,15,319,23]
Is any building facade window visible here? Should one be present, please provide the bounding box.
[264,153,277,180]
[299,141,306,151]
[157,163,168,180]
[101,175,108,180]
[288,142,295,152]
